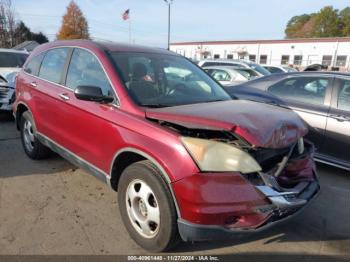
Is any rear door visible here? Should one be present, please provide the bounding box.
[24,47,72,138]
[322,77,350,167]
[266,75,333,154]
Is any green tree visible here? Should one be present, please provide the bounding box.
[13,21,49,45]
[312,6,341,37]
[31,32,49,44]
[285,14,312,38]
[57,0,90,40]
[339,7,350,36]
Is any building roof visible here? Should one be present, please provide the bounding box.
[170,37,350,46]
[12,41,40,52]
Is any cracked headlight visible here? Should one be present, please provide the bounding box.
[181,137,262,173]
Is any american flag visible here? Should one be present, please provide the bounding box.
[122,9,130,20]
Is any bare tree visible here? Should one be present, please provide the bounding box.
[0,0,16,47]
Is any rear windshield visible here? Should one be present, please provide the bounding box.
[109,52,231,107]
[249,63,271,76]
[235,68,259,80]
[0,52,28,68]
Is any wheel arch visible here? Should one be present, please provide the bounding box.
[110,147,181,217]
[15,102,31,130]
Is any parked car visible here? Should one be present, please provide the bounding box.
[224,72,350,170]
[303,64,328,71]
[14,40,319,252]
[203,66,260,86]
[263,65,298,74]
[198,59,271,76]
[0,49,28,111]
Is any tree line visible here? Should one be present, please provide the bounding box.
[285,6,350,38]
[0,0,49,48]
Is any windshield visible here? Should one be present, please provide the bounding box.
[283,66,298,72]
[249,63,271,76]
[0,52,28,68]
[235,68,259,80]
[109,52,231,107]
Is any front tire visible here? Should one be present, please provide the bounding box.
[20,111,50,160]
[118,160,180,252]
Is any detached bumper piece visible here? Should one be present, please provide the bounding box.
[178,179,319,242]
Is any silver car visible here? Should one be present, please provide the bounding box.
[204,66,261,86]
[0,49,28,111]
[263,65,298,74]
[198,59,271,76]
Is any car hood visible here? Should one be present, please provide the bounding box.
[145,100,308,149]
[0,68,21,87]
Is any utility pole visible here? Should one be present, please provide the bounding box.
[164,0,173,50]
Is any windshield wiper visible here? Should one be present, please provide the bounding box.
[139,103,171,108]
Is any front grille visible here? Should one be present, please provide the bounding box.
[250,145,293,172]
[0,87,9,99]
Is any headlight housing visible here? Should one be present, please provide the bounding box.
[181,137,262,173]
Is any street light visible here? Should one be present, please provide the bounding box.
[164,0,173,50]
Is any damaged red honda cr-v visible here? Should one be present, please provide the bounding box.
[13,40,319,252]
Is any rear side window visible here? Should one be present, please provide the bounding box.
[338,79,350,111]
[268,77,329,105]
[65,48,112,96]
[24,53,45,76]
[39,48,69,84]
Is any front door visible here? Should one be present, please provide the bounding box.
[267,75,333,154]
[323,77,350,167]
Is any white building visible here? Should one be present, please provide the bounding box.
[170,37,350,71]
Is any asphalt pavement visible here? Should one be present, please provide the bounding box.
[0,112,349,261]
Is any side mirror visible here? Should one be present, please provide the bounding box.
[74,85,114,103]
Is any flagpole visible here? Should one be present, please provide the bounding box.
[129,18,131,44]
[164,0,173,50]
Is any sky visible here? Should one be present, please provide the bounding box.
[13,0,350,48]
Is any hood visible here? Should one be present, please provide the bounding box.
[0,68,21,87]
[145,100,308,149]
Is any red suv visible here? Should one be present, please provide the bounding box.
[14,40,319,252]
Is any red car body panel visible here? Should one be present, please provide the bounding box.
[146,100,308,149]
[172,172,271,226]
[13,40,319,237]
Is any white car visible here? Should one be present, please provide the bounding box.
[203,66,261,86]
[198,59,271,76]
[0,49,28,111]
[263,65,298,74]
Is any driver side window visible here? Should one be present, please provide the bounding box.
[65,48,112,96]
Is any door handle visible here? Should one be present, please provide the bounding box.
[30,82,37,88]
[59,93,70,101]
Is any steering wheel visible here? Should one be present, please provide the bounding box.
[167,83,188,96]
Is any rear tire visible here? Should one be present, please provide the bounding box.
[118,160,180,252]
[20,111,50,160]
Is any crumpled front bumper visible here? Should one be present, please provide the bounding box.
[173,141,320,242]
[177,177,320,242]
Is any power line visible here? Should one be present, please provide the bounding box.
[16,12,186,39]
